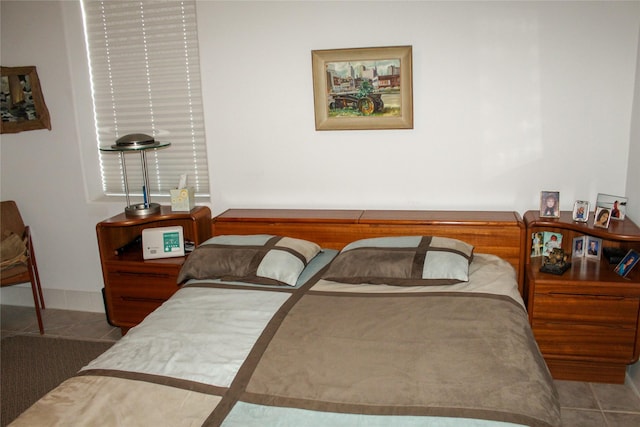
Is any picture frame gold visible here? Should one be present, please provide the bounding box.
[1,66,51,134]
[311,45,413,131]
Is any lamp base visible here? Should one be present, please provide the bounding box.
[125,202,161,217]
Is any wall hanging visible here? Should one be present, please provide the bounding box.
[0,66,51,134]
[311,45,413,131]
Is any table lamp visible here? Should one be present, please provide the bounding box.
[99,133,171,217]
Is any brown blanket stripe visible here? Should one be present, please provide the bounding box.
[182,281,297,293]
[201,261,333,426]
[411,236,432,278]
[306,289,527,311]
[77,369,227,396]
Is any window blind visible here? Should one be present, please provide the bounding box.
[81,0,209,197]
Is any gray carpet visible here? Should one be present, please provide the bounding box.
[1,335,114,426]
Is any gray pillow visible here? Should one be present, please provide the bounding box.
[322,236,473,286]
[177,234,321,286]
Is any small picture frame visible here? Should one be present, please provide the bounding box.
[531,232,544,257]
[572,200,590,222]
[594,207,612,229]
[542,231,562,256]
[596,193,627,220]
[614,249,640,278]
[585,236,603,260]
[572,236,586,258]
[540,191,560,218]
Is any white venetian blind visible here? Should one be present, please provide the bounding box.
[81,0,209,197]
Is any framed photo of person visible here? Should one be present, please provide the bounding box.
[594,207,612,229]
[530,232,544,257]
[614,249,640,278]
[542,231,562,256]
[540,191,560,218]
[572,236,586,258]
[572,200,589,222]
[585,236,602,260]
[596,193,627,220]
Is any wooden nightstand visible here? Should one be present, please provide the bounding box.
[96,206,211,333]
[524,210,640,383]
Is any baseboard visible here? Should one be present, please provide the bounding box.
[0,286,106,313]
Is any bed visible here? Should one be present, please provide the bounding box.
[10,209,561,427]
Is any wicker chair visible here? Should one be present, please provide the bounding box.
[1,200,45,334]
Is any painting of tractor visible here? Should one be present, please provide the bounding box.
[325,60,401,117]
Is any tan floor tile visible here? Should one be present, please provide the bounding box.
[555,380,599,409]
[590,382,640,412]
[560,409,606,427]
[603,411,640,426]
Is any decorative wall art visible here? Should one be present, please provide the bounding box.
[0,66,51,134]
[311,45,413,130]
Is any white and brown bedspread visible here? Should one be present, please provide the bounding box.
[11,253,560,427]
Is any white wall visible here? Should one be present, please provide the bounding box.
[626,25,640,224]
[0,0,112,311]
[1,1,639,313]
[625,22,640,391]
[200,1,639,214]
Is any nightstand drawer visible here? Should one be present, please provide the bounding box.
[107,269,181,301]
[532,321,636,360]
[532,293,639,327]
[104,268,182,327]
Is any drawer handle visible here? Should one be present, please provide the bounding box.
[536,321,632,330]
[121,296,165,303]
[547,293,626,301]
[114,271,171,279]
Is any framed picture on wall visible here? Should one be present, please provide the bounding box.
[0,66,51,134]
[311,45,413,131]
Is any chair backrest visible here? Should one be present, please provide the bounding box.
[1,201,26,237]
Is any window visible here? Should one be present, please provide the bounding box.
[81,0,209,197]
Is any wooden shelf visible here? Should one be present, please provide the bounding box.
[524,210,640,383]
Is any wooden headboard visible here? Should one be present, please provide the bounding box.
[211,209,526,295]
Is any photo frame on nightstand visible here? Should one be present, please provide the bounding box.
[542,231,562,256]
[540,191,560,218]
[531,232,544,257]
[614,249,640,278]
[594,207,612,229]
[585,236,602,260]
[572,236,586,258]
[572,200,589,222]
[596,193,627,220]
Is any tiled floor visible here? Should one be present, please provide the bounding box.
[3,305,640,426]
